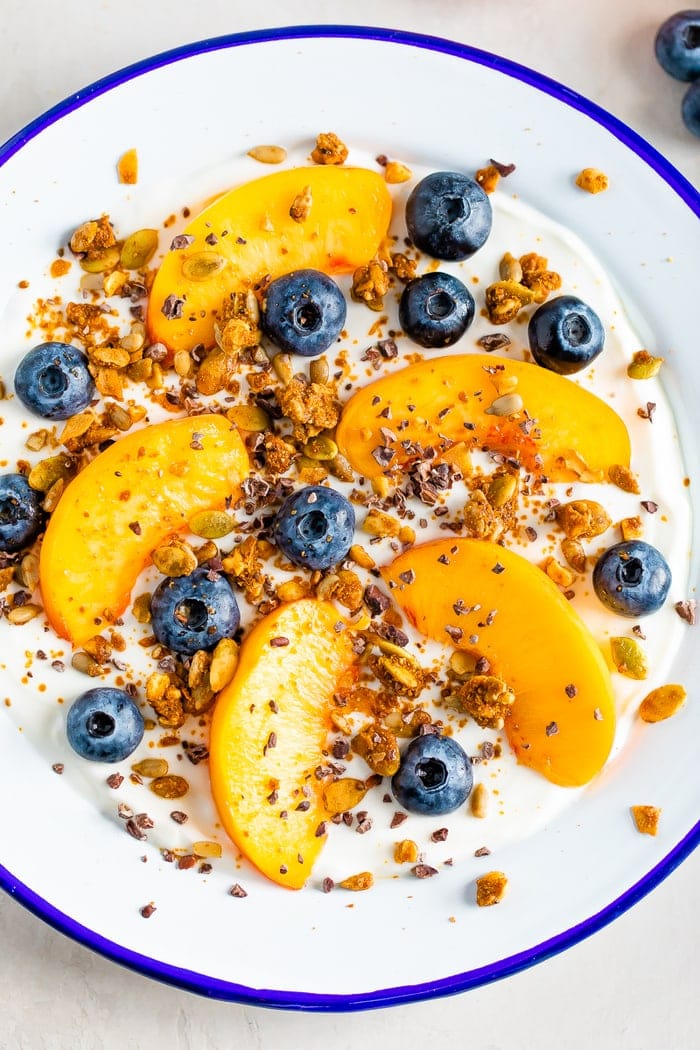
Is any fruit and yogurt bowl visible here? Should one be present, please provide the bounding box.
[0,131,693,908]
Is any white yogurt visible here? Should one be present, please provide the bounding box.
[0,150,692,886]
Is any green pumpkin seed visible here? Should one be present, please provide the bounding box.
[188,510,235,539]
[181,251,226,281]
[610,637,648,680]
[120,229,159,270]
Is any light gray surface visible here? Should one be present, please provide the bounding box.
[0,2,697,1046]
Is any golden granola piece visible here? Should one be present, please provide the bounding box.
[322,778,369,815]
[555,499,611,540]
[147,679,185,729]
[470,782,489,818]
[453,674,515,730]
[608,464,641,494]
[362,507,402,539]
[475,164,501,194]
[390,251,418,282]
[543,556,576,588]
[352,722,401,776]
[289,185,313,223]
[351,258,390,311]
[620,515,644,541]
[319,568,363,611]
[277,376,340,440]
[384,160,413,184]
[310,132,348,165]
[639,683,687,723]
[631,805,660,836]
[222,535,265,603]
[338,871,374,891]
[117,148,138,185]
[462,489,499,540]
[484,280,534,325]
[476,871,508,906]
[575,167,609,194]
[561,537,587,573]
[263,433,296,475]
[394,840,420,863]
[70,215,116,254]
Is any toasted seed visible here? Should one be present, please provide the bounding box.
[610,637,648,680]
[470,782,489,818]
[133,592,152,623]
[499,252,523,283]
[28,454,74,493]
[192,840,223,858]
[348,544,375,570]
[272,353,294,385]
[132,758,169,778]
[378,655,418,690]
[18,553,40,593]
[188,509,235,539]
[247,144,287,164]
[25,429,48,452]
[487,473,517,507]
[71,650,102,676]
[384,160,413,184]
[42,478,65,513]
[328,453,354,482]
[209,638,239,692]
[608,464,640,494]
[181,252,226,281]
[627,350,664,380]
[561,537,587,573]
[303,435,339,461]
[150,775,190,799]
[449,650,473,677]
[120,229,159,270]
[394,839,419,863]
[226,405,271,432]
[79,246,121,273]
[639,683,687,723]
[485,392,524,417]
[152,540,198,576]
[322,777,369,815]
[7,603,41,625]
[309,357,329,384]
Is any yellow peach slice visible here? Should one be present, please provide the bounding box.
[383,538,616,787]
[336,354,631,481]
[147,166,392,354]
[40,414,248,647]
[209,599,357,889]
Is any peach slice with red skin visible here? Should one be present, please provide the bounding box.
[147,166,393,355]
[40,414,248,647]
[336,354,631,482]
[209,599,357,889]
[383,538,616,787]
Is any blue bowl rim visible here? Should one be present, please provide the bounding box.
[1,23,698,1012]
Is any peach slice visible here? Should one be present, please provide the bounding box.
[336,354,631,481]
[383,538,615,787]
[209,599,357,889]
[40,414,248,647]
[147,166,392,355]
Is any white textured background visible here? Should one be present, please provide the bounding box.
[0,2,698,1047]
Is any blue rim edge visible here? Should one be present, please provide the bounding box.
[0,23,698,1012]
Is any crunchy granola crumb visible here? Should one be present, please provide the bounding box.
[310,132,348,165]
[575,167,609,194]
[631,805,661,836]
[475,870,508,906]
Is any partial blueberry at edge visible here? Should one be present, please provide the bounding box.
[655,10,700,81]
[0,473,45,553]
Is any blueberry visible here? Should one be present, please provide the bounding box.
[399,272,475,349]
[0,473,45,553]
[150,567,240,656]
[273,485,355,570]
[14,341,95,420]
[682,79,700,135]
[528,295,605,375]
[655,10,700,81]
[405,171,492,261]
[261,269,346,357]
[391,733,473,815]
[66,687,144,762]
[593,541,672,618]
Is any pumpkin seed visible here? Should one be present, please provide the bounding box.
[485,392,524,417]
[132,593,152,623]
[449,650,474,677]
[487,473,517,507]
[181,251,226,281]
[18,553,40,593]
[150,775,190,799]
[627,350,664,380]
[189,510,235,539]
[120,229,159,270]
[152,540,198,577]
[498,252,523,283]
[209,638,239,692]
[309,357,329,384]
[470,782,489,818]
[132,758,169,778]
[7,603,41,625]
[329,453,355,483]
[28,453,74,492]
[639,683,687,722]
[247,144,287,164]
[71,650,102,676]
[610,637,648,679]
[322,777,369,815]
[272,353,294,385]
[192,840,223,858]
[303,435,339,461]
[226,404,271,431]
[79,246,121,273]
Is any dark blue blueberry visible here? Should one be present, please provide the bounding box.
[528,295,605,375]
[150,567,240,656]
[66,687,144,762]
[682,79,700,136]
[405,171,492,261]
[14,341,95,420]
[391,733,473,815]
[655,10,700,81]
[273,485,355,571]
[399,271,475,349]
[261,269,346,357]
[593,541,672,618]
[0,473,45,553]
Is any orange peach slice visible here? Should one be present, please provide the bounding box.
[336,354,631,481]
[147,166,392,354]
[209,599,357,889]
[383,538,616,787]
[40,414,248,647]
